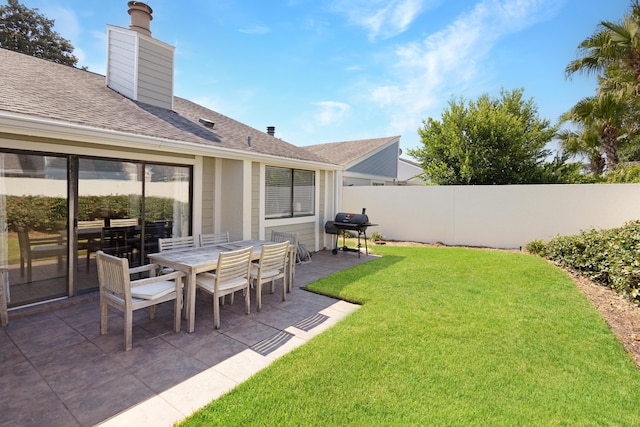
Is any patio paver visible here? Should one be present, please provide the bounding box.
[0,249,374,427]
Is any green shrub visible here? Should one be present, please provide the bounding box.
[525,239,547,256]
[370,232,383,242]
[534,221,640,300]
[605,164,640,183]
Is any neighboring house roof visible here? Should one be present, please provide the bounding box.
[0,48,328,165]
[305,136,400,168]
[399,157,421,168]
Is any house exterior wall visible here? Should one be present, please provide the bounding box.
[218,158,245,241]
[398,159,425,185]
[252,162,260,240]
[200,156,215,234]
[341,184,640,249]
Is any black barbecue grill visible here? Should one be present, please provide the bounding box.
[325,209,377,257]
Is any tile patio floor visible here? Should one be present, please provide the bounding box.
[0,250,375,427]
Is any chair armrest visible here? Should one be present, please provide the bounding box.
[131,270,185,287]
[129,264,159,276]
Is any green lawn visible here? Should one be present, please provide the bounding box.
[179,246,640,426]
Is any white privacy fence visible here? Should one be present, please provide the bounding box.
[342,184,640,249]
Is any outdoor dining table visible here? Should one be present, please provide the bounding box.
[147,239,275,333]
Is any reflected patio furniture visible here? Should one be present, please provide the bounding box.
[109,218,139,227]
[250,241,289,312]
[138,222,171,260]
[270,231,299,292]
[199,232,229,247]
[100,226,137,260]
[195,246,253,329]
[17,226,66,283]
[78,220,104,271]
[96,250,184,351]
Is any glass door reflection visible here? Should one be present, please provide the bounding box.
[1,153,68,307]
[77,158,142,293]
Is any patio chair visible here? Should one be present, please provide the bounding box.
[195,246,253,329]
[251,241,289,312]
[157,236,196,274]
[270,231,298,292]
[199,232,229,247]
[17,226,66,283]
[158,236,196,252]
[96,250,184,351]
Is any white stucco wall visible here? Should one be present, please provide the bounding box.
[341,184,640,249]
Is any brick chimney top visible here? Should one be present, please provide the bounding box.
[128,1,153,36]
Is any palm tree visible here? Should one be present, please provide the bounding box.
[562,92,628,170]
[565,1,640,85]
[556,127,605,175]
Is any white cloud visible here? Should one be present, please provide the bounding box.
[313,101,351,125]
[332,0,428,41]
[238,26,271,35]
[368,0,564,137]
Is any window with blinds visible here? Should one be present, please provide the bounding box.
[265,166,315,219]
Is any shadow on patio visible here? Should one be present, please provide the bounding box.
[0,250,376,427]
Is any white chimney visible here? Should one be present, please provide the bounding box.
[106,1,175,110]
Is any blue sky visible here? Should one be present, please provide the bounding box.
[13,0,631,156]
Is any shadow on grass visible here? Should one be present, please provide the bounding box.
[305,255,405,304]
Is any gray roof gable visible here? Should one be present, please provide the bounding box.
[0,48,327,164]
[305,136,401,167]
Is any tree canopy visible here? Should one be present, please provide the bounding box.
[0,0,77,66]
[408,89,563,185]
[562,0,640,174]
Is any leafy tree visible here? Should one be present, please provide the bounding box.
[408,89,560,185]
[563,1,640,169]
[0,0,77,66]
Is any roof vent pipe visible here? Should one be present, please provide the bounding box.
[128,1,153,36]
[267,126,275,136]
[247,136,252,148]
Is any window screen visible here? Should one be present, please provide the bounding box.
[266,166,315,219]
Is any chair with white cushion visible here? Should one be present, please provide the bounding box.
[251,241,289,312]
[199,232,230,247]
[195,246,253,329]
[96,250,184,351]
[270,231,298,292]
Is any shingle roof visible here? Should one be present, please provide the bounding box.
[305,136,400,166]
[0,48,328,164]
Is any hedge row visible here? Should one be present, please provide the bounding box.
[526,220,640,300]
[6,195,184,232]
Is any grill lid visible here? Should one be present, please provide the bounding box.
[335,212,369,225]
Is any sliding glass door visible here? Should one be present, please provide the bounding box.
[1,150,192,307]
[76,158,143,292]
[1,153,68,307]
